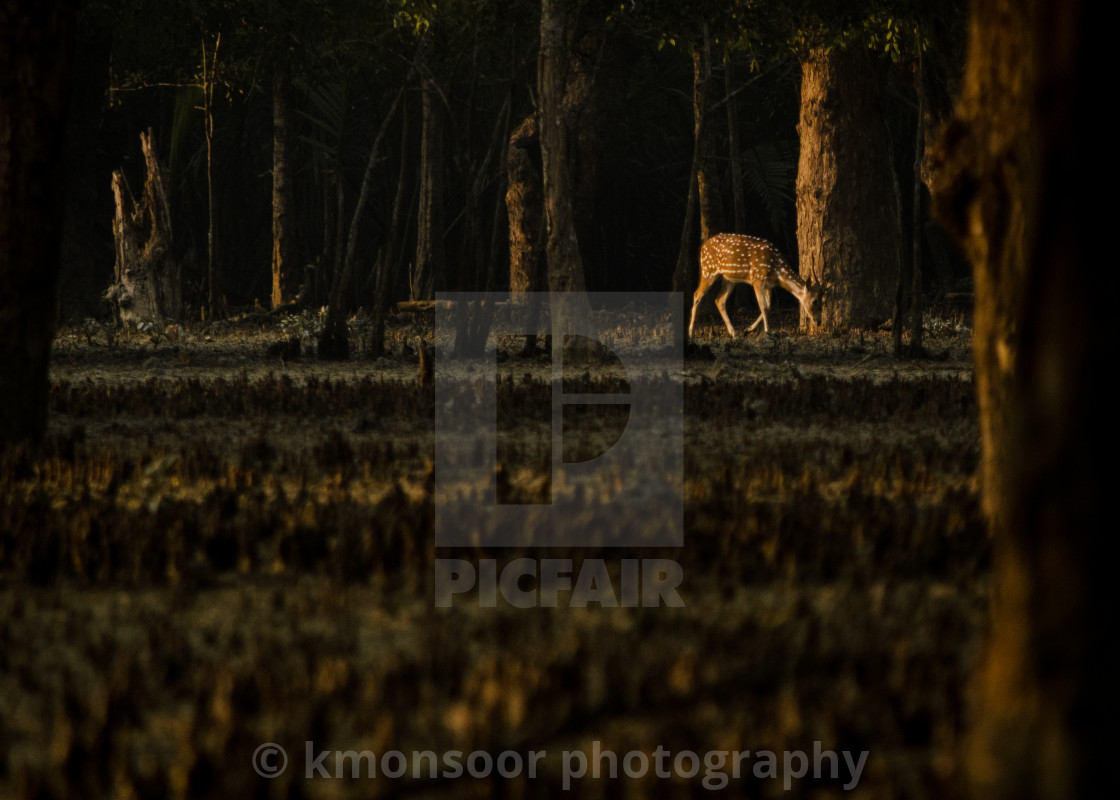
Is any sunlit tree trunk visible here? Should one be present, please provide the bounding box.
[506,113,545,298]
[0,0,76,448]
[271,59,294,309]
[933,0,1110,796]
[107,130,180,325]
[796,45,900,331]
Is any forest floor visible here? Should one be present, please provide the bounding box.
[1,301,985,799]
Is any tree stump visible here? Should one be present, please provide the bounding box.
[105,129,180,325]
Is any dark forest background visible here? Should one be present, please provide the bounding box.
[57,0,967,324]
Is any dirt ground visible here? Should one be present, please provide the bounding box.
[1,303,985,799]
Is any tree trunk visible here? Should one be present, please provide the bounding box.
[414,77,446,300]
[694,26,723,243]
[539,0,594,357]
[0,0,76,448]
[271,59,294,309]
[563,25,630,289]
[319,88,402,359]
[367,101,410,358]
[106,130,180,326]
[932,0,1110,797]
[538,0,587,296]
[796,45,901,331]
[202,34,220,320]
[909,42,924,354]
[506,113,545,298]
[317,169,340,308]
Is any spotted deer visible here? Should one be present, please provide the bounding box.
[688,233,820,339]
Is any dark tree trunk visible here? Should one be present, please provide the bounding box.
[107,130,180,326]
[932,0,1111,797]
[0,0,76,448]
[670,40,707,297]
[796,45,901,331]
[506,113,545,298]
[538,0,586,296]
[367,101,410,359]
[414,78,446,300]
[694,27,723,243]
[202,34,220,320]
[909,44,924,354]
[319,89,402,360]
[271,59,294,309]
[318,169,340,308]
[539,0,594,355]
[563,24,630,288]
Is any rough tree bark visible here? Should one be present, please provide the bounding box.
[506,113,545,298]
[0,0,76,448]
[106,130,180,326]
[932,0,1111,797]
[539,0,594,353]
[271,59,294,309]
[538,0,587,297]
[796,45,901,331]
[694,25,724,243]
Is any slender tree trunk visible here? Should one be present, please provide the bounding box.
[694,25,723,242]
[368,102,410,358]
[271,59,294,309]
[932,0,1110,797]
[318,88,402,359]
[909,39,924,353]
[201,33,220,320]
[796,45,900,331]
[414,77,446,300]
[318,169,338,308]
[0,0,76,448]
[671,40,707,296]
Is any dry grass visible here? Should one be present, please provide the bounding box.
[0,309,984,799]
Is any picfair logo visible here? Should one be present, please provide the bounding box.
[433,293,684,550]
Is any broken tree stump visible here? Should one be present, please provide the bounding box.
[105,129,180,325]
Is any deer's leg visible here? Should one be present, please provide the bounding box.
[715,280,737,338]
[689,274,717,338]
[749,285,771,333]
